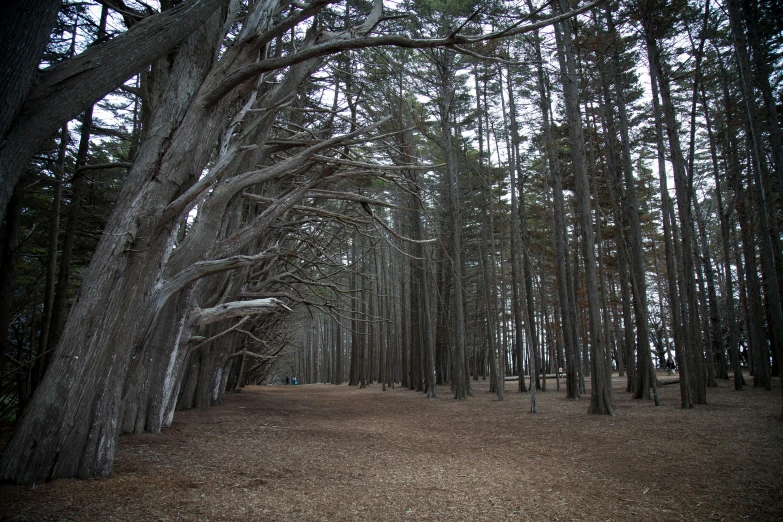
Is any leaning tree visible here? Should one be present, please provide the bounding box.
[0,0,598,484]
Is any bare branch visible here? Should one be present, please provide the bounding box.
[161,115,391,226]
[450,45,531,65]
[202,0,601,106]
[304,189,418,212]
[157,250,277,310]
[447,8,482,39]
[73,162,134,175]
[371,212,436,244]
[194,298,290,327]
[190,316,251,350]
[226,349,277,360]
[235,328,266,345]
[310,154,441,171]
[241,193,372,226]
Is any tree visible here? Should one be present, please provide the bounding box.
[553,0,612,414]
[1,0,607,484]
[0,0,228,218]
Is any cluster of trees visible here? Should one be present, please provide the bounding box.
[0,0,780,484]
[292,0,782,412]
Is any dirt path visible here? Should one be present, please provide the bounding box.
[2,374,782,521]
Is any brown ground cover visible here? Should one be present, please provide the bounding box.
[1,372,782,521]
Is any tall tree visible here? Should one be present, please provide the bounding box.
[553,0,612,414]
[642,2,706,405]
[527,23,578,398]
[602,5,652,400]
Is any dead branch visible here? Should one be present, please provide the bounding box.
[194,298,290,327]
[304,189,418,212]
[202,0,601,106]
[189,316,251,351]
[157,250,277,310]
[225,349,277,360]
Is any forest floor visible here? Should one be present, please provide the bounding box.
[1,371,782,521]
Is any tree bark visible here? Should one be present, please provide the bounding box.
[530,25,576,398]
[49,8,108,354]
[0,0,228,218]
[553,0,611,414]
[0,6,229,483]
[646,32,692,409]
[0,0,61,145]
[644,14,706,405]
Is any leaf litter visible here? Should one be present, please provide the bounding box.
[1,373,781,521]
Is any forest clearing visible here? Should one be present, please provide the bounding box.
[2,373,781,521]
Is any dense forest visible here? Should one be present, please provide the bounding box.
[0,0,781,485]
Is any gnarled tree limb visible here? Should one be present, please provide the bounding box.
[0,0,228,218]
[194,298,290,326]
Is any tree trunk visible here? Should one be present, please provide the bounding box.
[503,66,527,395]
[553,0,611,414]
[479,189,500,400]
[0,0,61,143]
[701,81,735,382]
[335,315,343,385]
[0,180,25,398]
[0,7,229,483]
[727,0,783,407]
[35,126,67,388]
[740,0,783,201]
[438,57,467,400]
[646,33,692,408]
[48,9,109,355]
[0,0,228,218]
[475,73,500,400]
[644,16,705,405]
[530,25,576,398]
[603,7,652,401]
[48,105,94,355]
[350,237,361,386]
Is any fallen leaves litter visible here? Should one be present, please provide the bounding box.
[1,372,781,521]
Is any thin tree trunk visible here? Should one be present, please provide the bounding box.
[35,125,67,387]
[475,72,500,400]
[554,0,611,414]
[701,87,735,383]
[644,16,704,405]
[740,0,783,201]
[0,181,25,398]
[501,66,527,394]
[530,24,576,398]
[436,54,468,400]
[646,38,692,408]
[350,237,361,386]
[727,0,783,407]
[683,4,720,388]
[604,7,652,400]
[49,105,93,354]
